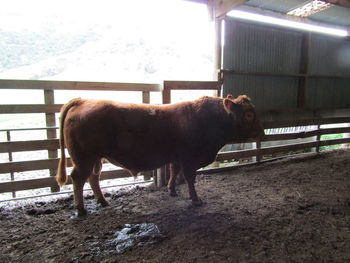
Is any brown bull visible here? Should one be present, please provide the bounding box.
[56,95,264,216]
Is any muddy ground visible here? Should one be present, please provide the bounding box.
[0,149,349,263]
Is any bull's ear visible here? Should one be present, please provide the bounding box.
[223,98,235,114]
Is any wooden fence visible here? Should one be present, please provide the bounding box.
[0,79,160,198]
[0,79,350,199]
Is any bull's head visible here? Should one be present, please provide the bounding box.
[223,94,265,141]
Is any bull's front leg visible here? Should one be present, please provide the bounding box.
[183,166,202,206]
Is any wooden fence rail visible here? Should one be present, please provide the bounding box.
[0,79,349,198]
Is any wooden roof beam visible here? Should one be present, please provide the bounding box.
[208,0,249,18]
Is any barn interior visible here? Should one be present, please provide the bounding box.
[0,0,349,262]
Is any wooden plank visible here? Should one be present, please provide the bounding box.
[0,124,348,166]
[263,131,319,141]
[0,127,58,132]
[221,69,306,78]
[0,158,72,174]
[262,117,350,129]
[216,149,259,161]
[263,127,350,142]
[1,136,348,193]
[217,137,350,162]
[0,139,59,153]
[0,79,161,92]
[0,104,62,114]
[221,69,350,79]
[0,169,132,193]
[260,141,318,155]
[163,80,221,90]
[100,169,132,180]
[319,137,350,147]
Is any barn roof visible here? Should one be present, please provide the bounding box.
[244,0,350,26]
[194,0,350,28]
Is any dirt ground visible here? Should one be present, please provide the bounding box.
[0,149,349,263]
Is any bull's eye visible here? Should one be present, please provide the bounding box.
[244,111,255,122]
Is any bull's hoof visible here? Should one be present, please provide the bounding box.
[167,187,177,197]
[169,190,178,197]
[98,199,109,207]
[191,199,203,207]
[76,208,87,217]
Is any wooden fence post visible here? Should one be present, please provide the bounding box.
[154,85,172,187]
[162,88,171,105]
[44,89,59,192]
[316,124,321,153]
[142,91,150,104]
[142,91,153,181]
[157,166,167,188]
[256,140,262,162]
[6,131,16,197]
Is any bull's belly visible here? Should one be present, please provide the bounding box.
[105,152,172,172]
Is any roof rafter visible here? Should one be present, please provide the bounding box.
[208,0,249,18]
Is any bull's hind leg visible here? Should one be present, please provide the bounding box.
[70,167,89,217]
[88,159,109,207]
[168,163,181,196]
[183,166,202,206]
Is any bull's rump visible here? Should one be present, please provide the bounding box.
[63,100,181,171]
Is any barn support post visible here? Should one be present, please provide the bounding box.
[214,17,223,97]
[44,89,59,192]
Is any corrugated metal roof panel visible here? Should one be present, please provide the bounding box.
[245,0,307,13]
[243,0,350,26]
[308,5,350,26]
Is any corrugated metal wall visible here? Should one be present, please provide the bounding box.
[223,19,350,111]
[307,35,350,108]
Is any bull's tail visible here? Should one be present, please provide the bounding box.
[56,98,82,186]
